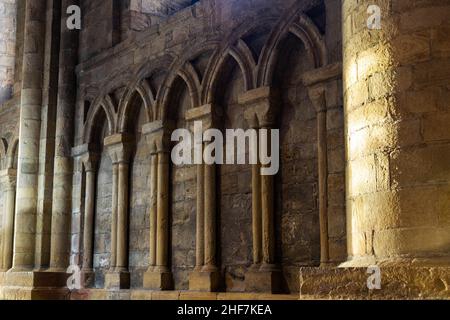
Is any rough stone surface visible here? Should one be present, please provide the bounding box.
[344,0,450,266]
[300,267,450,300]
[0,0,17,104]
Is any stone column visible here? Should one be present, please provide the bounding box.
[239,87,281,293]
[195,163,205,270]
[34,0,62,271]
[186,104,221,292]
[302,63,342,266]
[203,162,217,272]
[155,151,169,271]
[104,134,133,289]
[148,151,158,270]
[343,0,450,267]
[251,161,262,268]
[260,146,275,268]
[0,169,17,271]
[79,152,98,286]
[110,162,119,270]
[141,122,172,290]
[116,161,130,272]
[13,0,47,271]
[49,0,79,272]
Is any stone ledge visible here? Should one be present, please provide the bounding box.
[71,289,299,301]
[299,266,450,300]
[2,271,69,288]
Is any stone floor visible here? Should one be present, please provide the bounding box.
[1,267,449,300]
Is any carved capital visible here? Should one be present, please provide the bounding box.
[239,87,279,128]
[0,169,17,190]
[104,133,134,164]
[72,143,98,158]
[302,63,342,113]
[72,144,100,173]
[185,104,222,131]
[80,153,100,172]
[142,121,173,154]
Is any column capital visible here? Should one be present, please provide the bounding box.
[302,62,342,113]
[185,104,222,131]
[71,143,99,158]
[142,121,173,154]
[104,133,134,164]
[238,87,279,129]
[80,153,100,172]
[0,169,17,189]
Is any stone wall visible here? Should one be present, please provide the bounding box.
[0,0,350,298]
[79,0,121,61]
[0,0,17,103]
[0,0,20,147]
[71,0,344,293]
[129,107,152,288]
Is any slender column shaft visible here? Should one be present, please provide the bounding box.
[82,169,96,270]
[317,110,329,264]
[13,0,47,271]
[203,163,216,269]
[156,152,169,270]
[116,162,130,270]
[149,153,158,267]
[261,173,275,264]
[110,163,119,270]
[196,163,205,269]
[252,162,262,265]
[261,130,275,265]
[2,183,16,270]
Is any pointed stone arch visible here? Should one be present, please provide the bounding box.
[83,95,117,145]
[159,42,220,120]
[257,7,328,87]
[203,16,280,105]
[117,79,154,133]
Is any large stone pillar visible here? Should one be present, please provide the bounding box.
[13,0,47,271]
[302,63,342,266]
[105,134,133,289]
[239,87,281,293]
[34,0,62,271]
[0,169,17,271]
[343,0,450,266]
[186,105,221,292]
[49,0,79,272]
[143,121,173,290]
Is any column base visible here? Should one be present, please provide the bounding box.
[80,269,95,288]
[143,268,173,290]
[299,266,450,299]
[245,264,282,294]
[0,271,70,300]
[105,270,130,290]
[189,268,222,292]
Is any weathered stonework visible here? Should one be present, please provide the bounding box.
[0,0,448,300]
[0,0,17,103]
